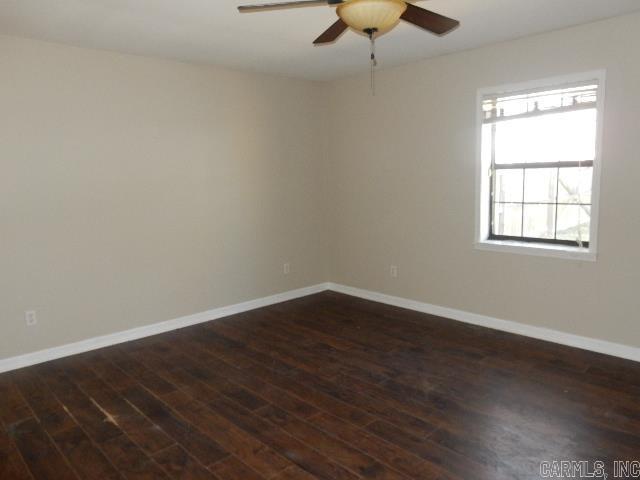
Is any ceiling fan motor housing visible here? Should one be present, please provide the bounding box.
[337,0,407,34]
[238,0,460,45]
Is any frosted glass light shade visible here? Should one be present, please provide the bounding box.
[337,0,407,34]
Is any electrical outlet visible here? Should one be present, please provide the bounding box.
[283,263,291,275]
[25,310,37,326]
[390,265,398,278]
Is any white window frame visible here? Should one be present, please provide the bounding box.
[474,70,606,262]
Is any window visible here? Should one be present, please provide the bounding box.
[476,72,604,260]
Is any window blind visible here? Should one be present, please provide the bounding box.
[482,82,598,124]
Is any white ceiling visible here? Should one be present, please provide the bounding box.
[1,0,639,81]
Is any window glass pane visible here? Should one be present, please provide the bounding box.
[481,124,493,165]
[494,109,597,164]
[494,169,523,202]
[493,203,522,237]
[524,168,558,203]
[558,167,593,204]
[523,204,556,239]
[557,205,591,243]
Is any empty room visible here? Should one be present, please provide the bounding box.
[1,1,640,479]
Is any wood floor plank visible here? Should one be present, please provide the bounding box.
[152,444,219,480]
[61,362,175,454]
[100,434,172,480]
[148,335,320,420]
[209,396,360,480]
[35,364,123,444]
[0,291,639,480]
[271,464,320,480]
[0,375,33,428]
[105,348,178,397]
[0,426,34,480]
[194,355,320,419]
[207,322,344,378]
[9,418,78,480]
[51,425,123,480]
[13,369,78,437]
[256,405,408,480]
[160,389,293,478]
[365,420,509,480]
[182,364,268,411]
[193,332,376,427]
[208,320,435,431]
[121,386,229,468]
[89,353,140,393]
[209,456,264,480]
[308,412,456,480]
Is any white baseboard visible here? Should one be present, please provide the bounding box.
[0,283,331,374]
[327,283,640,363]
[2,281,637,374]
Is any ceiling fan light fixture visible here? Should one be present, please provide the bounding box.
[337,0,407,34]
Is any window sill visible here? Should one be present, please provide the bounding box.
[475,239,596,261]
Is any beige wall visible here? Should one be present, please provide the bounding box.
[324,12,640,348]
[3,12,640,361]
[0,35,327,358]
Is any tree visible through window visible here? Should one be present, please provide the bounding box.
[481,82,598,248]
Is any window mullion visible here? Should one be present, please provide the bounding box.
[521,168,526,237]
[554,167,560,240]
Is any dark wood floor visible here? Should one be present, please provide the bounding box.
[1,291,640,480]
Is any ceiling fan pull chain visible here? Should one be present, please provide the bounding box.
[369,30,377,96]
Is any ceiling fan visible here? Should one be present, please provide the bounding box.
[237,0,460,45]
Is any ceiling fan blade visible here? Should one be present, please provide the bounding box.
[313,19,348,45]
[238,0,340,13]
[401,3,459,35]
